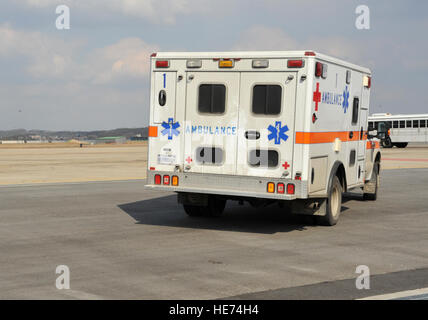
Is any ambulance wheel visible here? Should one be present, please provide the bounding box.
[363,163,379,201]
[206,196,226,217]
[318,176,342,226]
[183,205,203,217]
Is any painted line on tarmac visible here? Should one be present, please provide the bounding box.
[358,287,428,300]
[383,158,428,162]
[0,178,146,188]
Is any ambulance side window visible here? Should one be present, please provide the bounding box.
[352,97,359,125]
[349,150,356,167]
[393,121,399,128]
[252,85,282,115]
[198,84,226,114]
[248,150,279,168]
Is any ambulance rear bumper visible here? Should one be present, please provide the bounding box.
[145,171,309,200]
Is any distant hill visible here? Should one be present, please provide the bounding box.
[0,127,148,141]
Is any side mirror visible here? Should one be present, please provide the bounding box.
[367,130,378,139]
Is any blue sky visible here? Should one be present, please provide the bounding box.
[0,0,427,130]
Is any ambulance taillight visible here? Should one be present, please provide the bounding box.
[277,183,285,194]
[163,175,170,185]
[267,182,275,193]
[287,184,295,195]
[154,174,162,185]
[172,176,179,186]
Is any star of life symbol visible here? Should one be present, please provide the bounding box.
[161,118,180,140]
[342,86,350,113]
[268,121,289,145]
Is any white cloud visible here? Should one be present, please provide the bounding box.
[0,24,158,83]
[0,24,79,78]
[25,0,212,24]
[84,37,159,84]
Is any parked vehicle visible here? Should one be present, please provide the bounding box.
[145,50,381,225]
[369,113,428,148]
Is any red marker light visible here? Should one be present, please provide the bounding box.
[156,60,169,68]
[305,51,316,56]
[288,59,304,68]
[287,184,295,194]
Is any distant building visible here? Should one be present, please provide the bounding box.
[94,136,127,144]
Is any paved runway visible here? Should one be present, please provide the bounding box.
[1,169,428,299]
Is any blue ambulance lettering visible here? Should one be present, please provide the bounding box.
[185,125,237,136]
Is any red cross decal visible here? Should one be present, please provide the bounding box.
[282,161,290,170]
[186,156,193,164]
[313,82,321,111]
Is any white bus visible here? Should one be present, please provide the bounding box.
[368,113,428,148]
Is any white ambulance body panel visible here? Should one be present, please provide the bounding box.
[145,51,380,206]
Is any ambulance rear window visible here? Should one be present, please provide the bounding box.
[252,85,282,115]
[195,147,223,165]
[248,150,279,168]
[198,84,226,114]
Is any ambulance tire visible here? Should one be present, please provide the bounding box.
[206,196,226,217]
[318,175,342,226]
[183,205,203,217]
[363,162,379,201]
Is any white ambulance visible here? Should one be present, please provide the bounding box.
[144,51,381,225]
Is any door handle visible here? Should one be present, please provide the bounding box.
[349,131,354,139]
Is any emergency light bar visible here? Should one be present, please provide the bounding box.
[218,59,234,68]
[252,59,269,68]
[187,59,202,68]
[363,76,371,88]
[315,62,327,78]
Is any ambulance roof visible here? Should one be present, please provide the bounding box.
[153,50,371,74]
